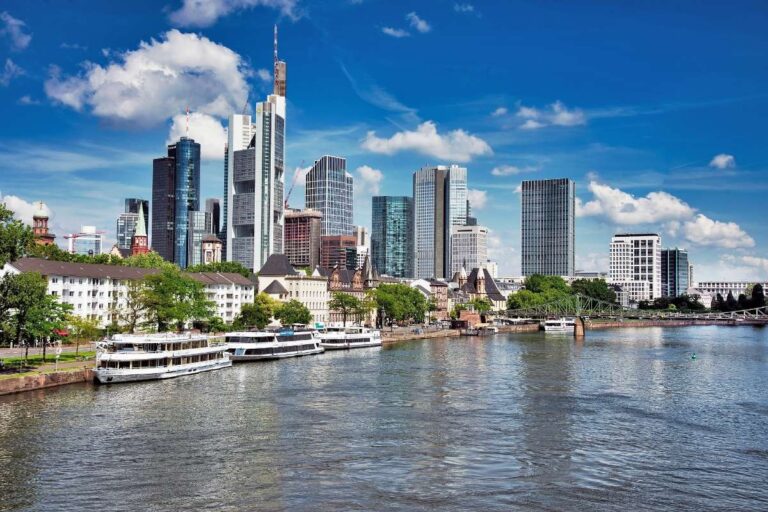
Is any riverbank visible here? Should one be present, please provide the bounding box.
[0,366,94,396]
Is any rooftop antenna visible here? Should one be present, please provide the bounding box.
[185,105,190,136]
[273,24,278,93]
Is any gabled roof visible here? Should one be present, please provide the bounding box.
[187,272,253,286]
[460,267,505,302]
[258,254,298,276]
[262,279,289,295]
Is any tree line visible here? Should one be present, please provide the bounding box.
[507,275,618,310]
[710,284,765,312]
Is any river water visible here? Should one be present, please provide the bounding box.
[1,326,767,511]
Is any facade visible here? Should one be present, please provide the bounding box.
[521,178,575,277]
[205,198,220,236]
[124,198,149,234]
[284,208,322,269]
[169,137,201,268]
[695,281,768,300]
[661,248,690,298]
[452,267,507,311]
[187,211,210,267]
[413,165,468,279]
[258,254,329,325]
[371,196,413,278]
[1,258,253,327]
[68,226,103,256]
[151,156,176,262]
[485,260,498,279]
[31,201,56,245]
[609,233,662,303]
[305,155,354,236]
[320,234,357,269]
[116,213,139,250]
[450,225,488,277]
[202,234,223,264]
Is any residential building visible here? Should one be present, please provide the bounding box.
[661,248,690,298]
[450,225,488,277]
[305,155,353,236]
[187,211,210,267]
[205,198,220,236]
[257,254,329,325]
[151,156,176,262]
[371,196,413,278]
[31,201,55,246]
[284,208,322,269]
[410,278,450,320]
[413,165,468,279]
[124,198,149,234]
[521,178,575,276]
[320,234,357,269]
[68,226,103,256]
[609,233,661,303]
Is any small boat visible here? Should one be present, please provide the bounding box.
[225,327,323,361]
[542,318,575,333]
[317,325,382,350]
[94,333,232,384]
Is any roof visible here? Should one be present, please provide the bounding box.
[258,254,298,276]
[428,279,448,287]
[460,267,505,302]
[10,258,158,280]
[262,279,289,294]
[187,272,254,286]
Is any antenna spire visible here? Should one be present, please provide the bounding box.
[185,105,190,136]
[274,24,278,65]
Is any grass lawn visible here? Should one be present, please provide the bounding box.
[2,351,96,367]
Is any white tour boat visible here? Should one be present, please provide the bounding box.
[94,333,232,384]
[225,328,323,361]
[317,325,382,350]
[542,318,576,333]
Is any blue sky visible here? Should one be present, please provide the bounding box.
[1,0,766,279]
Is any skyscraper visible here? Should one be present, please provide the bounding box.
[521,178,575,276]
[284,209,322,269]
[151,137,201,267]
[187,210,209,267]
[320,234,357,269]
[371,196,413,278]
[205,198,220,236]
[661,248,690,298]
[413,165,468,279]
[609,233,661,303]
[450,224,488,276]
[305,155,354,236]
[226,27,286,272]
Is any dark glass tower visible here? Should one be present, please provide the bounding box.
[205,198,220,235]
[661,248,689,297]
[372,196,414,278]
[521,178,575,276]
[125,198,149,233]
[151,157,176,262]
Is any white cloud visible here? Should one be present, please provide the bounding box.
[514,184,522,194]
[709,153,735,169]
[516,101,586,129]
[520,119,545,130]
[467,188,487,210]
[355,165,384,195]
[382,27,409,38]
[256,68,272,82]
[0,193,50,226]
[406,12,431,33]
[60,42,87,51]
[516,106,541,119]
[18,95,40,105]
[45,30,249,127]
[551,101,586,126]
[490,164,539,176]
[0,58,23,86]
[292,164,312,187]
[490,106,507,117]
[361,121,492,162]
[454,3,475,13]
[166,112,227,160]
[0,12,32,51]
[576,252,609,272]
[682,214,754,249]
[740,256,768,276]
[169,0,299,27]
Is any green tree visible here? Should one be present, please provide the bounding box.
[274,299,312,326]
[751,284,765,309]
[507,289,547,310]
[1,272,49,361]
[570,279,617,303]
[329,292,361,326]
[470,297,492,313]
[713,293,725,311]
[118,280,149,333]
[0,203,33,267]
[186,261,253,278]
[26,295,72,362]
[121,251,176,269]
[233,293,278,330]
[725,291,738,311]
[142,267,213,331]
[67,315,101,355]
[525,274,570,294]
[373,284,427,325]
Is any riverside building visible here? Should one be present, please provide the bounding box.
[661,248,690,298]
[371,196,413,278]
[609,233,662,303]
[284,209,322,269]
[521,178,575,277]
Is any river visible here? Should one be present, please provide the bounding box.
[1,325,767,511]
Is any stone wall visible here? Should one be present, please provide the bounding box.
[0,368,94,396]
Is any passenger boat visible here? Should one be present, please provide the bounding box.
[94,333,232,384]
[542,318,576,333]
[317,325,382,350]
[224,327,323,361]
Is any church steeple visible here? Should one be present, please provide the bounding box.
[130,204,149,255]
[32,201,56,245]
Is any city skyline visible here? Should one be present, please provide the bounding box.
[1,1,767,280]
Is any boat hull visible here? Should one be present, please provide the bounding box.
[319,340,382,350]
[228,347,324,362]
[94,359,232,384]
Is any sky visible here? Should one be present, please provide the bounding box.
[0,0,767,280]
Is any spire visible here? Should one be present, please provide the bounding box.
[272,24,286,96]
[274,24,278,64]
[185,106,190,136]
[135,203,147,237]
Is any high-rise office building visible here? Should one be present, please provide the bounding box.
[124,198,149,233]
[371,196,413,278]
[305,155,354,236]
[187,211,209,267]
[521,178,575,276]
[450,225,488,276]
[151,137,201,267]
[226,28,286,271]
[661,248,690,298]
[284,209,322,269]
[320,234,357,269]
[205,198,220,236]
[609,233,661,303]
[413,165,467,279]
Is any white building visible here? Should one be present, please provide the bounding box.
[450,225,488,277]
[609,233,661,303]
[257,254,329,325]
[485,260,498,279]
[2,258,254,328]
[695,281,767,300]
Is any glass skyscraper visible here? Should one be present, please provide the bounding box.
[661,248,689,298]
[151,156,176,262]
[187,210,209,267]
[371,196,413,278]
[521,178,575,276]
[305,155,354,236]
[205,198,220,236]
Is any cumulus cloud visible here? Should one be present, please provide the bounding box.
[169,0,299,27]
[256,68,272,82]
[361,121,492,162]
[355,165,384,195]
[578,180,755,249]
[406,12,431,33]
[490,106,507,117]
[382,27,409,38]
[18,95,40,105]
[454,3,475,13]
[709,153,735,169]
[467,188,487,210]
[516,101,585,129]
[0,11,32,51]
[491,164,538,176]
[0,58,23,86]
[166,112,227,160]
[740,256,768,275]
[0,193,50,226]
[44,30,249,127]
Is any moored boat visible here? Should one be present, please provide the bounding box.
[317,325,382,350]
[225,328,323,361]
[542,318,576,333]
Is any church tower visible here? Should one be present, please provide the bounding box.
[130,203,149,255]
[32,201,56,245]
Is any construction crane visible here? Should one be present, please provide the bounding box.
[283,160,305,210]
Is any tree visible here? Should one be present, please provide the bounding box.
[329,292,361,326]
[750,284,765,309]
[67,315,101,355]
[373,284,427,325]
[119,280,149,333]
[186,261,253,278]
[725,291,738,312]
[233,293,278,330]
[738,293,749,310]
[470,297,492,313]
[26,295,72,362]
[1,272,50,362]
[713,293,725,311]
[525,274,570,294]
[142,267,213,331]
[121,251,176,269]
[570,279,617,303]
[274,299,312,326]
[0,204,33,267]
